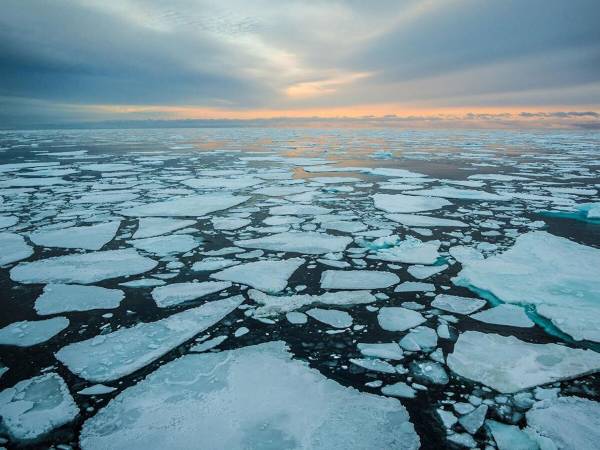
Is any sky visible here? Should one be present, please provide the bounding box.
[1,0,600,128]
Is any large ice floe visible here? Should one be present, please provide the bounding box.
[525,396,600,450]
[454,231,600,342]
[120,194,250,217]
[211,258,304,293]
[320,270,399,289]
[0,373,78,441]
[447,331,600,393]
[10,249,157,284]
[79,341,420,450]
[55,296,244,382]
[235,231,351,254]
[29,221,120,250]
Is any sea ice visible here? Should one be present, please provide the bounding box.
[454,231,600,342]
[373,193,451,213]
[77,385,116,396]
[470,304,534,328]
[249,289,376,317]
[407,264,448,279]
[132,218,196,239]
[377,307,426,331]
[121,194,250,217]
[0,215,18,228]
[386,214,468,227]
[268,204,331,215]
[358,342,404,360]
[0,317,69,347]
[0,373,78,441]
[366,236,441,264]
[55,296,244,382]
[320,270,399,289]
[447,331,600,393]
[79,341,420,450]
[191,257,239,271]
[486,420,538,450]
[431,294,487,315]
[381,382,416,399]
[306,308,353,328]
[183,177,262,190]
[0,232,33,266]
[407,187,511,201]
[399,326,438,351]
[128,234,200,256]
[525,396,600,450]
[211,258,304,293]
[35,284,125,315]
[211,217,250,230]
[350,358,396,373]
[30,221,120,250]
[11,249,157,284]
[235,232,351,254]
[151,281,232,308]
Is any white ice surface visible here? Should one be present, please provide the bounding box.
[0,373,78,441]
[128,234,200,256]
[79,341,420,450]
[377,307,426,331]
[30,222,120,250]
[431,294,487,315]
[35,284,124,315]
[235,232,351,254]
[151,281,232,308]
[211,258,304,293]
[11,249,157,284]
[386,214,467,228]
[0,317,69,347]
[121,194,250,217]
[447,331,600,393]
[0,232,33,266]
[470,304,534,328]
[56,296,244,382]
[133,218,196,239]
[373,193,451,213]
[306,308,353,328]
[320,270,399,289]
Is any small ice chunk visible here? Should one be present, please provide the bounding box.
[395,282,435,293]
[191,257,240,271]
[381,382,416,399]
[234,327,249,337]
[286,312,308,324]
[55,296,244,382]
[0,317,69,347]
[366,236,441,264]
[0,373,78,440]
[486,420,538,450]
[11,249,157,284]
[211,258,304,293]
[459,404,488,434]
[30,221,120,250]
[378,307,426,332]
[189,335,228,352]
[407,264,447,279]
[307,308,353,328]
[151,281,232,308]
[399,326,438,351]
[447,331,600,393]
[212,217,250,230]
[470,304,534,328]
[357,342,404,360]
[320,270,399,289]
[35,284,125,315]
[431,294,486,315]
[350,358,396,373]
[78,384,116,396]
[410,361,449,385]
[119,278,166,288]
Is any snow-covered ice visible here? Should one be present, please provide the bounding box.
[431,294,487,315]
[30,221,120,250]
[121,194,250,217]
[377,307,426,331]
[0,232,33,266]
[132,218,196,239]
[320,270,399,289]
[373,193,451,213]
[235,232,351,254]
[306,308,353,328]
[470,304,534,328]
[128,234,200,256]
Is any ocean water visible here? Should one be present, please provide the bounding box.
[0,128,599,449]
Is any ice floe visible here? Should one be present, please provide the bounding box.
[455,231,600,342]
[211,258,304,293]
[56,296,244,382]
[0,373,78,441]
[447,331,600,393]
[79,341,420,450]
[470,304,534,328]
[386,213,468,228]
[151,281,232,308]
[128,234,200,256]
[431,294,487,315]
[320,270,399,289]
[306,308,353,328]
[373,193,451,213]
[0,232,33,266]
[132,218,196,239]
[35,284,125,315]
[121,194,250,217]
[0,317,69,347]
[377,307,426,331]
[235,232,351,254]
[11,249,157,284]
[30,221,120,250]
